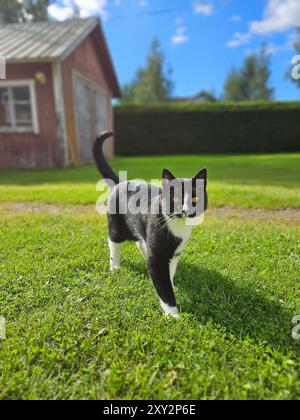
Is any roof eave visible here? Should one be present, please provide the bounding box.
[6,57,59,64]
[59,18,99,62]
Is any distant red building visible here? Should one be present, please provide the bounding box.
[0,18,120,169]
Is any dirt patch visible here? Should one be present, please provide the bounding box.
[1,202,299,225]
[210,206,300,225]
[0,203,105,216]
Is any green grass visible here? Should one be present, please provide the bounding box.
[0,153,300,209]
[1,154,299,399]
[0,213,299,399]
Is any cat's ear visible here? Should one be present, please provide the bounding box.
[194,168,207,180]
[162,169,176,182]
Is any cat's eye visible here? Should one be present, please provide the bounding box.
[192,197,199,204]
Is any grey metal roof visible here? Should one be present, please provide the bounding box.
[0,18,99,62]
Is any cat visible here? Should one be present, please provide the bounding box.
[93,131,208,318]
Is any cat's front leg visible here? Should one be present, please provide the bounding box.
[148,256,179,318]
[169,254,180,287]
[108,238,121,271]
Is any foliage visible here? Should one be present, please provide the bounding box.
[224,45,274,101]
[115,100,300,112]
[23,0,52,21]
[0,0,52,23]
[121,38,174,105]
[114,103,300,155]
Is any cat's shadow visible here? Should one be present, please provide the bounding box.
[127,259,297,353]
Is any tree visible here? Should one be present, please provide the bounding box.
[224,45,274,101]
[24,0,52,22]
[0,0,22,23]
[223,69,247,101]
[121,38,174,105]
[0,0,53,23]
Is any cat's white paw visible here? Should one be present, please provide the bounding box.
[160,300,180,319]
[110,265,120,271]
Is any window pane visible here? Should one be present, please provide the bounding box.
[0,88,12,127]
[0,103,12,127]
[0,87,9,102]
[15,104,32,126]
[12,86,30,101]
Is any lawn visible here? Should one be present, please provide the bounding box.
[0,153,299,209]
[0,154,300,400]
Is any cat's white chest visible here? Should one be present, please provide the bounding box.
[167,218,193,287]
[167,218,193,254]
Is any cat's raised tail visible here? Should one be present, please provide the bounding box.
[93,131,120,185]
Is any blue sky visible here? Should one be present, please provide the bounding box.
[49,0,300,100]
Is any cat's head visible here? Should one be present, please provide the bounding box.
[161,168,208,220]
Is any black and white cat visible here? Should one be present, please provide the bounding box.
[93,132,208,318]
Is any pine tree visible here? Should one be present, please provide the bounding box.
[121,38,174,105]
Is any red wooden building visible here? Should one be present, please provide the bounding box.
[0,18,121,169]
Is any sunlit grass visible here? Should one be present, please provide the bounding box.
[0,212,299,399]
[0,154,300,209]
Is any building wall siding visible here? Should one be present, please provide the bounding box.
[0,62,61,169]
[61,28,114,165]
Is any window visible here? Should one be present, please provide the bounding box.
[0,81,38,133]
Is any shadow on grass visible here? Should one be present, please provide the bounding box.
[176,262,298,354]
[126,258,298,353]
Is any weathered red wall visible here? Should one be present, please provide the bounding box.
[0,62,61,169]
[61,27,114,165]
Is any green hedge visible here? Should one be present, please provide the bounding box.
[114,102,300,155]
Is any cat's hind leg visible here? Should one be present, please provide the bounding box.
[136,240,147,260]
[108,238,121,271]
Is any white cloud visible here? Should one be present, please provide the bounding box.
[226,0,300,49]
[226,32,251,48]
[172,26,189,45]
[230,15,242,22]
[250,0,300,34]
[139,0,148,7]
[48,0,109,21]
[75,0,108,19]
[193,2,214,16]
[48,4,74,21]
[261,44,279,55]
[174,18,183,25]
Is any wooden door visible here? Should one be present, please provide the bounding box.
[74,74,109,163]
[74,77,95,162]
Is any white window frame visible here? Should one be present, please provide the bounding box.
[0,80,39,134]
